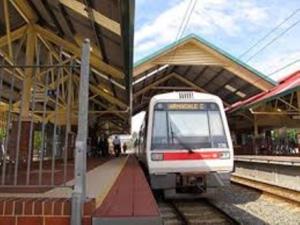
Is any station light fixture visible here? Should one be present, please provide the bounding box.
[225,85,246,98]
[236,91,246,98]
[225,84,237,92]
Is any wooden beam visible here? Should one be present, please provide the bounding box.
[21,27,35,119]
[172,73,207,93]
[251,111,300,115]
[34,25,123,79]
[151,86,195,90]
[133,73,175,98]
[59,0,121,35]
[0,25,28,48]
[277,97,300,112]
[3,0,13,58]
[172,72,230,106]
[89,85,127,110]
[201,68,225,88]
[73,75,127,109]
[9,0,38,24]
[0,49,24,80]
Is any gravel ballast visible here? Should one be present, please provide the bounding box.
[208,184,300,225]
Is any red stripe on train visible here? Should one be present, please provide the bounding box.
[163,152,220,160]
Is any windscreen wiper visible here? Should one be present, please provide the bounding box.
[169,122,195,154]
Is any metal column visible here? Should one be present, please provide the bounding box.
[71,39,90,225]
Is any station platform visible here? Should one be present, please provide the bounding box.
[0,155,161,225]
[235,155,300,166]
[233,155,300,203]
[92,155,161,225]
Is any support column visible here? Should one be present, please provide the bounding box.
[253,115,259,155]
[297,91,300,151]
[297,91,300,110]
[21,26,35,120]
[71,39,90,225]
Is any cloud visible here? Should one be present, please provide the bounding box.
[134,0,269,60]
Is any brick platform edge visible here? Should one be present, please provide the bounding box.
[0,197,96,225]
[93,156,162,225]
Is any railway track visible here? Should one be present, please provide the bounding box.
[231,174,300,206]
[158,199,239,225]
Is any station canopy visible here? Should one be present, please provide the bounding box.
[133,34,276,115]
[227,70,300,129]
[0,0,134,133]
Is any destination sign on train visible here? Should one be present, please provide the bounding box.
[167,103,205,110]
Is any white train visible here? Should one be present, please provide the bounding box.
[136,92,234,197]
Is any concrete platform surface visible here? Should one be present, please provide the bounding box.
[93,155,162,225]
[235,155,300,166]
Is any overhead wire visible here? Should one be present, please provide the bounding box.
[145,3,299,99]
[239,9,300,59]
[137,0,197,103]
[267,59,300,76]
[245,17,300,62]
[167,0,198,63]
[216,8,300,88]
[191,7,300,96]
[150,0,197,79]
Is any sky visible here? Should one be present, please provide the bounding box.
[131,0,300,133]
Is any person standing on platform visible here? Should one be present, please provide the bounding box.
[122,142,127,154]
[98,135,105,157]
[103,136,109,157]
[96,135,102,157]
[113,135,121,157]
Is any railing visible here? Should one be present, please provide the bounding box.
[0,47,78,188]
[0,36,90,225]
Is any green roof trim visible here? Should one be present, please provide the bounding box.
[134,33,277,86]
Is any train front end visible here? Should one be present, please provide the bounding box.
[146,92,233,196]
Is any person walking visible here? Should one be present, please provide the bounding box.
[112,135,121,157]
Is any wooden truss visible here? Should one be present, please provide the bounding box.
[0,0,129,133]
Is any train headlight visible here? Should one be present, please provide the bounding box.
[219,152,230,159]
[151,153,164,161]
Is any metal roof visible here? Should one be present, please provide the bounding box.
[227,70,300,113]
[133,34,276,115]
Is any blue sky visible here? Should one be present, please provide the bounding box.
[132,0,300,133]
[134,0,300,81]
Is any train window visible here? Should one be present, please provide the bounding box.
[151,102,228,150]
[152,111,168,144]
[168,111,209,137]
[209,111,224,136]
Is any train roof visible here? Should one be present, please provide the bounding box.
[150,92,223,102]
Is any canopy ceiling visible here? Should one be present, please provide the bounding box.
[0,0,134,133]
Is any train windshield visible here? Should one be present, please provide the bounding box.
[151,102,228,150]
